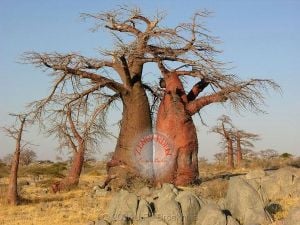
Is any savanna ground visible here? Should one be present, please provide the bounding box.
[0,157,299,225]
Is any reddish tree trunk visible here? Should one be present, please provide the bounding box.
[107,81,153,184]
[7,149,21,205]
[236,136,242,167]
[156,73,198,186]
[227,138,234,169]
[7,118,25,205]
[52,146,85,192]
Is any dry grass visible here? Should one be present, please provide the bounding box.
[273,196,300,220]
[0,174,111,225]
[0,160,298,225]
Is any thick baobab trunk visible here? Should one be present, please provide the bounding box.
[52,146,85,192]
[156,73,198,186]
[107,81,153,183]
[236,136,242,167]
[227,139,234,169]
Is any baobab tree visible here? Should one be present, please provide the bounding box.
[211,115,235,169]
[2,114,29,205]
[233,129,260,167]
[46,101,110,192]
[24,6,279,186]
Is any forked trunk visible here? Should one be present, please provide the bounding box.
[107,81,153,184]
[227,139,234,169]
[52,146,85,192]
[156,73,199,186]
[7,149,20,205]
[236,137,242,167]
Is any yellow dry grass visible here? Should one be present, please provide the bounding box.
[0,175,111,225]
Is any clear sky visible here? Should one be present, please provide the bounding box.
[0,0,299,161]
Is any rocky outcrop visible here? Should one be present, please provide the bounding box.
[90,167,300,225]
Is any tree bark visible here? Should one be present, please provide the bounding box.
[156,73,199,186]
[7,149,21,205]
[52,145,85,193]
[227,138,234,169]
[107,81,153,184]
[7,118,25,205]
[236,136,242,167]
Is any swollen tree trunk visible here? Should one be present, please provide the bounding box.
[227,138,234,169]
[52,145,85,193]
[7,117,25,205]
[107,81,153,183]
[236,136,242,167]
[156,73,198,186]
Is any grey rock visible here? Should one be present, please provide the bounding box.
[217,198,226,210]
[106,190,138,222]
[137,217,168,225]
[225,177,270,225]
[284,207,300,225]
[137,199,153,219]
[175,191,201,225]
[137,186,152,198]
[154,183,177,200]
[261,167,300,199]
[196,203,238,225]
[227,216,240,225]
[155,197,183,225]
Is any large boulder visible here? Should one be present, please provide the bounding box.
[196,203,239,225]
[136,199,153,220]
[225,176,270,225]
[106,190,139,223]
[260,167,300,200]
[175,191,202,225]
[155,198,183,225]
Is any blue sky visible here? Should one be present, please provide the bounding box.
[0,0,299,161]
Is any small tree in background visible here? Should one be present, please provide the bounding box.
[46,102,110,192]
[259,149,279,160]
[2,114,30,205]
[3,149,37,166]
[232,130,260,167]
[211,115,235,169]
[214,152,227,165]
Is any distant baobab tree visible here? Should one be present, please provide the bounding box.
[211,115,235,169]
[211,115,260,168]
[47,102,109,192]
[233,129,260,167]
[2,114,31,205]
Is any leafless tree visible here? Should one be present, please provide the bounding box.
[2,149,37,166]
[214,152,227,165]
[2,114,30,205]
[259,149,279,160]
[211,115,235,169]
[42,99,110,192]
[232,129,260,167]
[23,6,280,186]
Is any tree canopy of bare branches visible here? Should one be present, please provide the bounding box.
[22,6,280,186]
